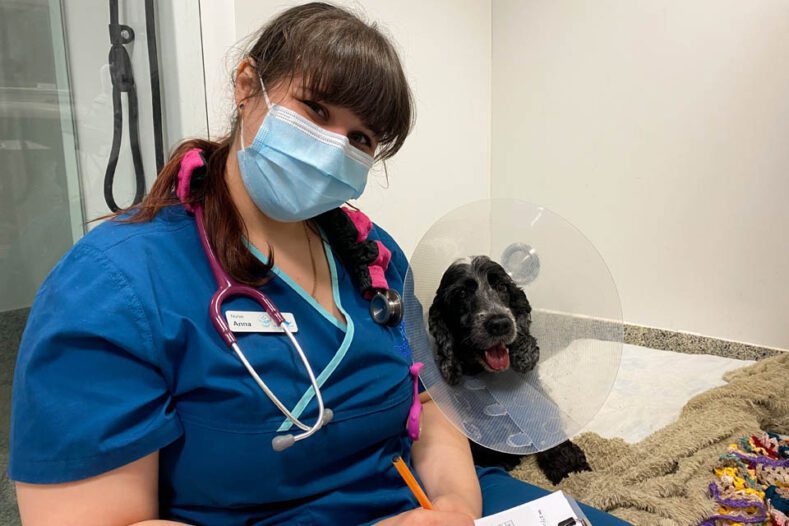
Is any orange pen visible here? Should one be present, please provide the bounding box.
[392,456,433,510]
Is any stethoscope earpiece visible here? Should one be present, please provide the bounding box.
[370,289,403,326]
[270,408,334,451]
[271,434,295,452]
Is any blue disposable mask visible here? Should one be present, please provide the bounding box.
[237,78,374,222]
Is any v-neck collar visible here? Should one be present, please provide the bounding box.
[244,234,356,432]
[245,236,347,332]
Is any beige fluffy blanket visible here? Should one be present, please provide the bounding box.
[511,352,789,526]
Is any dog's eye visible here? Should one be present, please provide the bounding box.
[495,282,508,293]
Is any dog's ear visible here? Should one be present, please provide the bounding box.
[506,277,532,316]
[508,273,539,374]
[428,299,463,385]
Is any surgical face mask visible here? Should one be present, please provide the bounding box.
[236,78,374,222]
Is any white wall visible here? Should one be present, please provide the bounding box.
[491,0,789,350]
[203,0,492,258]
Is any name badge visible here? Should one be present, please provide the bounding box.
[225,310,298,333]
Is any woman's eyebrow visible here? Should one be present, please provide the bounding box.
[357,124,377,140]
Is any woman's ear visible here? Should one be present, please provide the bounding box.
[234,59,258,111]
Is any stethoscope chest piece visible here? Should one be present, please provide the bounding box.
[370,289,403,326]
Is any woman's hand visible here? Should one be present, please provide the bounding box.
[374,508,475,526]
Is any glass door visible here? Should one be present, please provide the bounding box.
[0,0,84,312]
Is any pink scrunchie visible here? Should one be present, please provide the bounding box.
[176,148,206,212]
[339,206,392,296]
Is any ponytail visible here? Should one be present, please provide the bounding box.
[111,136,274,286]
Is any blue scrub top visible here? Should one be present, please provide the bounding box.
[8,205,421,525]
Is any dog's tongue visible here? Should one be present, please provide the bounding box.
[484,343,510,371]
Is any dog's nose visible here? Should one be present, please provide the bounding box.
[485,314,512,336]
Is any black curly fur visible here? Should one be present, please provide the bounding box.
[535,440,592,484]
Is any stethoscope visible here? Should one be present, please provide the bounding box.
[194,200,332,451]
[178,150,406,451]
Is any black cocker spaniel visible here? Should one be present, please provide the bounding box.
[428,256,590,483]
[428,255,539,385]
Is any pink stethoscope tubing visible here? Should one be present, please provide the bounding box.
[194,203,331,451]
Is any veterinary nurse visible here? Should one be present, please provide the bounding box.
[9,3,630,525]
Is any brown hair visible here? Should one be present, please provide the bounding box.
[113,2,414,286]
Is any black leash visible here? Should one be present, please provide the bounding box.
[145,0,164,173]
[104,0,164,212]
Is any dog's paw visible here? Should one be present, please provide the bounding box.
[536,440,591,484]
[511,334,540,374]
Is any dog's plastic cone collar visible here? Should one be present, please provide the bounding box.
[402,199,623,455]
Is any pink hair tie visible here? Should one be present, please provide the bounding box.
[365,240,392,299]
[342,207,373,243]
[176,148,207,212]
[337,207,392,296]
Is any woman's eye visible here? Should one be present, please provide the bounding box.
[303,100,327,119]
[350,132,371,147]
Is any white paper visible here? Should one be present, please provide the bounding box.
[474,491,589,526]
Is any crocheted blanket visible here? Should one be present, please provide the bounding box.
[511,352,789,526]
[698,432,788,525]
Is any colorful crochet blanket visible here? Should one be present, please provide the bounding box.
[699,432,789,526]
